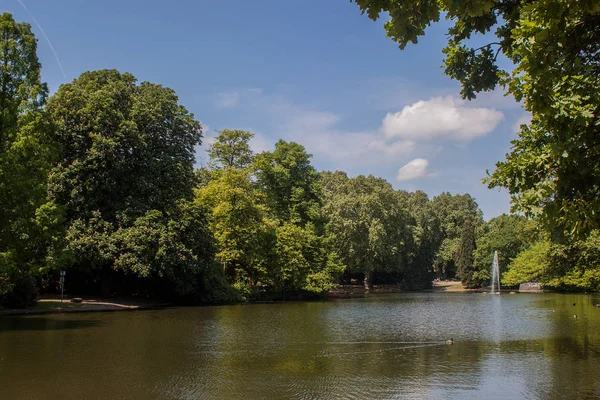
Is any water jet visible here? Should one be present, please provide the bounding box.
[491,251,501,294]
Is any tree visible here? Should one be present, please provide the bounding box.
[254,142,343,296]
[502,240,551,287]
[546,230,600,291]
[457,217,477,287]
[48,70,201,223]
[0,13,61,307]
[351,0,600,237]
[504,229,600,291]
[47,69,211,298]
[207,129,255,170]
[272,222,344,295]
[322,171,414,290]
[194,167,274,292]
[0,13,46,145]
[112,201,217,298]
[472,214,537,287]
[405,190,442,289]
[430,193,483,279]
[255,140,324,227]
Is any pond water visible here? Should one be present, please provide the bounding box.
[1,293,600,399]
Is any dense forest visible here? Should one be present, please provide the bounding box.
[1,6,599,307]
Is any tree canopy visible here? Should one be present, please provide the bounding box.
[0,13,58,307]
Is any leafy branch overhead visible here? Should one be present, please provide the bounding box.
[352,0,600,238]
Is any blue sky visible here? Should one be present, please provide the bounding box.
[3,0,529,219]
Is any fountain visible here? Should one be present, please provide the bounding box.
[491,250,501,294]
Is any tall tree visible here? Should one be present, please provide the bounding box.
[0,13,60,307]
[254,142,343,295]
[472,214,537,287]
[254,140,323,226]
[322,171,414,290]
[405,190,442,289]
[351,0,600,237]
[194,167,273,288]
[48,70,202,222]
[47,69,211,298]
[207,129,255,170]
[430,193,483,280]
[457,217,477,287]
[0,13,46,145]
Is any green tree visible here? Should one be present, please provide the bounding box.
[194,167,274,292]
[0,13,61,307]
[254,142,343,296]
[48,70,201,222]
[272,222,344,295]
[503,240,551,287]
[255,140,323,226]
[207,129,255,170]
[47,69,211,298]
[322,171,414,290]
[457,217,477,287]
[430,193,483,280]
[112,201,217,298]
[351,0,600,237]
[546,230,600,291]
[405,190,442,289]
[472,214,537,287]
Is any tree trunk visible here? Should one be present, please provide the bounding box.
[364,271,373,291]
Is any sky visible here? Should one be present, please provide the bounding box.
[2,0,530,219]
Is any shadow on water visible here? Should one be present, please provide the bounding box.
[0,316,104,332]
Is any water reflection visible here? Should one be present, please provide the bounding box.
[1,293,599,399]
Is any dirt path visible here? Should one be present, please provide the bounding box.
[430,281,476,292]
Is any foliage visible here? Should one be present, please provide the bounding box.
[546,230,600,291]
[207,129,255,170]
[351,0,600,237]
[457,217,477,287]
[0,13,61,306]
[472,214,537,287]
[430,193,483,279]
[272,222,344,294]
[195,167,273,285]
[44,69,221,301]
[403,191,442,288]
[502,240,551,287]
[503,230,600,291]
[112,201,216,297]
[255,140,324,226]
[0,13,47,142]
[321,171,414,288]
[47,69,201,223]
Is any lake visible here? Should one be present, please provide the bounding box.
[1,292,600,399]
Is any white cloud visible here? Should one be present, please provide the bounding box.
[269,104,419,166]
[381,96,504,142]
[396,158,437,181]
[367,139,415,156]
[204,89,443,174]
[512,112,532,133]
[216,91,240,108]
[249,132,272,154]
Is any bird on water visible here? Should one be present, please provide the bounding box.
[446,338,453,344]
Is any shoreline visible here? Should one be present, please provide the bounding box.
[0,297,171,317]
[0,282,552,316]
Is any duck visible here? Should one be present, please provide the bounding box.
[446,338,454,345]
[574,314,578,319]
